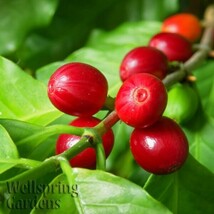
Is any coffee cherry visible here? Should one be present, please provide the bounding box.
[149,32,193,62]
[162,13,202,42]
[130,117,189,174]
[115,73,167,128]
[119,46,168,81]
[164,83,199,124]
[56,117,114,169]
[48,62,108,117]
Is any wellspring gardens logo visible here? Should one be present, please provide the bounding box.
[5,180,79,210]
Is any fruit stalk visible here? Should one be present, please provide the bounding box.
[60,135,93,161]
[163,25,214,88]
[94,110,120,135]
[95,142,106,170]
[185,26,214,71]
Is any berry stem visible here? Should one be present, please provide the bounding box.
[60,135,92,161]
[95,142,106,170]
[58,158,84,213]
[0,136,92,183]
[185,26,214,71]
[94,110,120,136]
[163,25,214,88]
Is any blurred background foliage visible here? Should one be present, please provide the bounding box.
[0,0,213,70]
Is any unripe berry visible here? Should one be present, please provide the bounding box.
[164,83,199,124]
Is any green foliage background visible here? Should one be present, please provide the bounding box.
[0,0,213,213]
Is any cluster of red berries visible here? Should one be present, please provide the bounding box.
[48,62,114,169]
[47,13,202,175]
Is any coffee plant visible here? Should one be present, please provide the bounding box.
[0,1,214,214]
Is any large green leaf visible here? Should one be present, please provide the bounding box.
[36,21,161,97]
[0,119,56,160]
[181,60,214,172]
[144,155,214,214]
[31,169,172,214]
[0,125,18,158]
[13,0,178,70]
[0,56,62,125]
[183,111,214,173]
[0,119,43,142]
[0,0,58,55]
[0,125,19,174]
[194,60,214,117]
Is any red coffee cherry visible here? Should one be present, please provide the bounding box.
[162,13,202,42]
[130,117,189,174]
[56,117,114,169]
[149,32,193,62]
[48,62,108,117]
[120,46,168,81]
[115,73,167,128]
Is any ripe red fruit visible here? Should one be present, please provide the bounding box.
[130,117,189,174]
[149,32,193,62]
[115,73,167,128]
[120,46,168,81]
[56,117,114,169]
[48,62,108,117]
[162,13,202,42]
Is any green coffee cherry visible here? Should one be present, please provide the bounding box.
[164,83,199,123]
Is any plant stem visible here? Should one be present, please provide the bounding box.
[60,135,91,160]
[163,26,214,88]
[95,142,106,170]
[94,110,120,135]
[0,137,90,183]
[59,158,84,214]
[185,26,214,71]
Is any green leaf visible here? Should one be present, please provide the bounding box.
[136,0,178,21]
[0,56,62,125]
[0,118,56,161]
[183,111,214,173]
[194,60,214,117]
[32,169,172,214]
[0,118,84,161]
[0,125,18,159]
[36,21,161,92]
[15,0,178,70]
[0,119,43,142]
[0,0,58,55]
[87,21,161,48]
[0,125,19,174]
[144,155,214,214]
[16,0,131,70]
